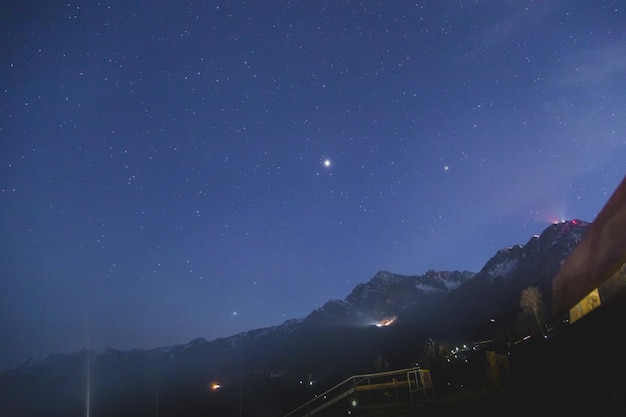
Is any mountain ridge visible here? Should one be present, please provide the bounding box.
[0,219,592,417]
[6,219,590,373]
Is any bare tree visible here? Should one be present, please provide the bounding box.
[372,354,389,373]
[422,338,436,363]
[519,286,545,337]
[420,337,451,368]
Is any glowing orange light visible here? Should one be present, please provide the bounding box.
[376,316,397,327]
[211,383,222,391]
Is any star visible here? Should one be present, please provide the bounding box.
[3,0,623,375]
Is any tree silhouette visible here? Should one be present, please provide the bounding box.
[371,354,389,373]
[519,286,545,337]
[420,337,451,369]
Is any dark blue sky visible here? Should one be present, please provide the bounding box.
[2,1,625,371]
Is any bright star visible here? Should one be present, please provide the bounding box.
[323,158,331,168]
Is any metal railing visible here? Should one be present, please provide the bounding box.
[284,366,432,417]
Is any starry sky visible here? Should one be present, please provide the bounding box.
[2,1,625,371]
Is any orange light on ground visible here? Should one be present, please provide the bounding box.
[375,316,397,327]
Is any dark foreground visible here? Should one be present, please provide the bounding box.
[288,297,626,417]
[406,298,626,417]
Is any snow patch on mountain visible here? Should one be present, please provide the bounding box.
[487,258,518,280]
[416,270,474,292]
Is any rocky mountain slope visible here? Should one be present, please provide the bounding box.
[0,219,590,417]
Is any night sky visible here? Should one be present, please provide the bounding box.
[2,1,625,371]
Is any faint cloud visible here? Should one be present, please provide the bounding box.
[557,41,626,89]
[474,4,558,51]
[456,2,561,70]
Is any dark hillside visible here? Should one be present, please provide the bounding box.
[2,220,618,417]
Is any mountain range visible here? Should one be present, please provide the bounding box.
[0,219,591,417]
